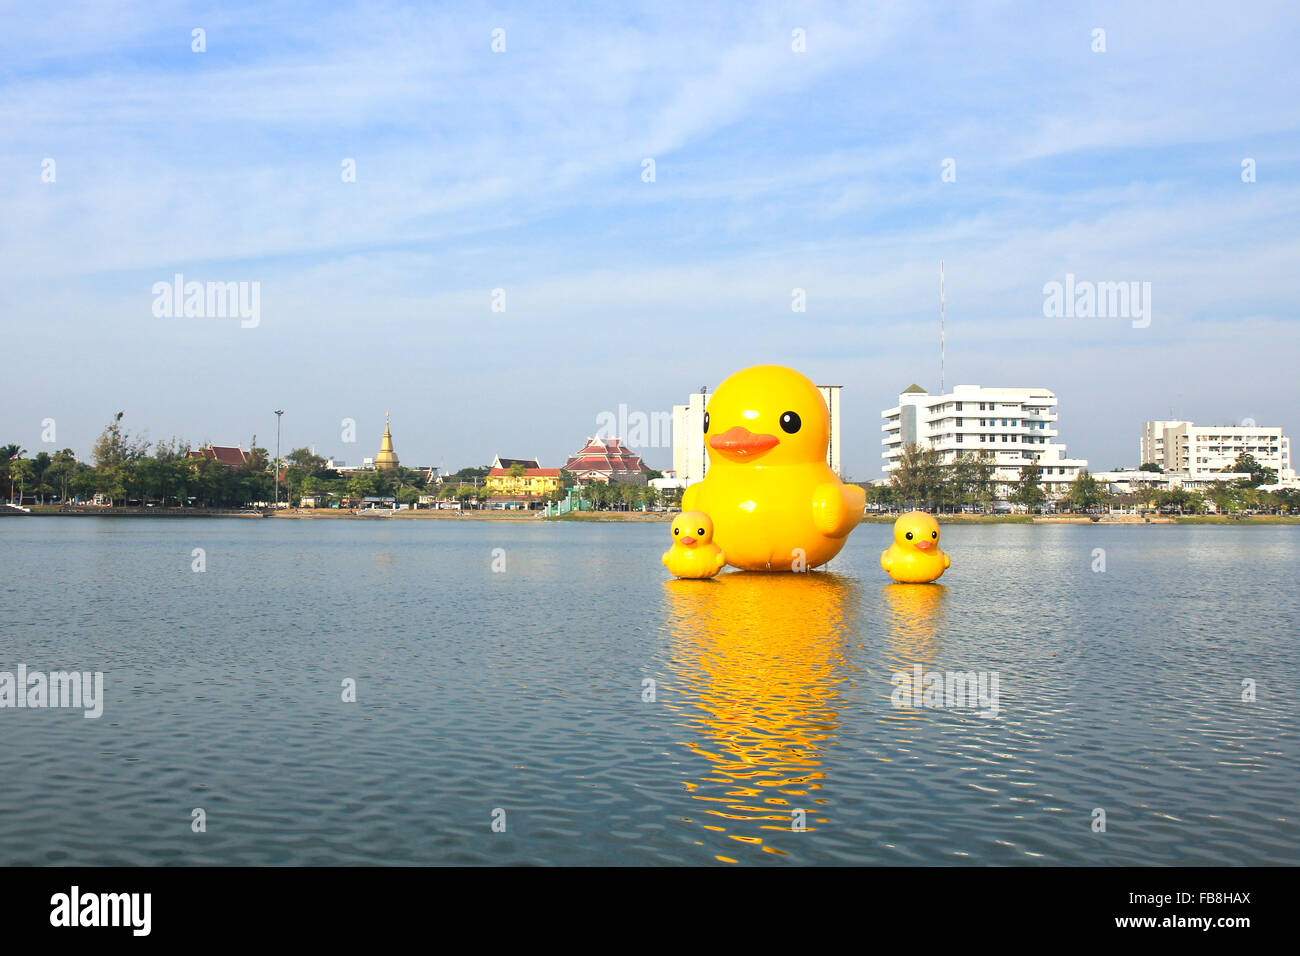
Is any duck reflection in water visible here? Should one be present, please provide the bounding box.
[880,582,948,672]
[662,571,858,859]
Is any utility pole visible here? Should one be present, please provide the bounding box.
[274,409,285,508]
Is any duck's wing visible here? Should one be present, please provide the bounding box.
[881,548,892,571]
[813,482,863,537]
[682,483,700,512]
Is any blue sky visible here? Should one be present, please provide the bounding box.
[2,0,1298,477]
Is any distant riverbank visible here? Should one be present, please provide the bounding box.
[11,506,1300,525]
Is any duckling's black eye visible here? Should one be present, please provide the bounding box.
[931,531,938,539]
[779,411,801,434]
[674,527,680,535]
[703,412,709,433]
[697,528,705,536]
[905,531,913,540]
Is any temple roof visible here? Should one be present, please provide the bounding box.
[493,456,541,469]
[187,445,250,467]
[564,436,651,475]
[488,467,561,478]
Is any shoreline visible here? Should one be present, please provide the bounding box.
[9,506,1299,525]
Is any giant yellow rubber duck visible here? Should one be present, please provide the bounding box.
[682,365,865,571]
[662,510,727,579]
[881,511,950,583]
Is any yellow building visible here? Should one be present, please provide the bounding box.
[375,412,399,472]
[485,463,562,508]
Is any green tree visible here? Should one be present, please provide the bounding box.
[347,471,380,499]
[1067,471,1108,513]
[1010,465,1046,512]
[1130,476,1162,513]
[30,451,52,504]
[91,413,150,505]
[1229,452,1276,488]
[1205,481,1240,514]
[890,443,944,509]
[46,449,79,503]
[1139,462,1164,473]
[285,447,327,472]
[0,444,23,501]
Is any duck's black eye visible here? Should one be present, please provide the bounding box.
[703,412,709,433]
[931,531,938,538]
[779,411,801,433]
[674,527,680,535]
[905,531,913,540]
[697,528,705,536]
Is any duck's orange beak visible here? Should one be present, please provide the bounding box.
[915,540,933,550]
[680,535,697,546]
[709,426,779,461]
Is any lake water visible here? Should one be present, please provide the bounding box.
[2,518,1297,865]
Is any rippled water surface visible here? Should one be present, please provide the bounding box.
[2,518,1297,865]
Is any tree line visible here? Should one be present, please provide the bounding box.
[865,444,1299,515]
[2,413,676,510]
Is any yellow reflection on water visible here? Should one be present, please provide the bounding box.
[879,582,948,733]
[880,582,948,671]
[663,571,858,856]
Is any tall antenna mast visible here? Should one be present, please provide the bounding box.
[939,261,946,394]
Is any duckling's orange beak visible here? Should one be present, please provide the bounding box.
[680,535,697,546]
[709,426,779,461]
[915,540,933,550]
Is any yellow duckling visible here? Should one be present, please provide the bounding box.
[682,365,866,571]
[662,510,727,579]
[881,511,950,583]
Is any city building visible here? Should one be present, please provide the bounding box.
[484,461,563,508]
[564,436,652,484]
[1091,469,1251,495]
[671,384,843,486]
[1140,420,1292,479]
[649,469,687,493]
[882,384,1088,498]
[187,444,251,468]
[374,413,399,472]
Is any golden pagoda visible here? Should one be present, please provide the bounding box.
[375,411,399,472]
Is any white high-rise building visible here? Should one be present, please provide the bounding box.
[881,384,1088,497]
[672,385,843,487]
[1140,420,1292,479]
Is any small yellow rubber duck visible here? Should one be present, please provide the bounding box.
[663,511,727,579]
[881,511,950,583]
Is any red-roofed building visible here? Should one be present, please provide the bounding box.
[187,444,251,468]
[564,436,652,484]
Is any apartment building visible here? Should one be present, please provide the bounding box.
[882,384,1088,497]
